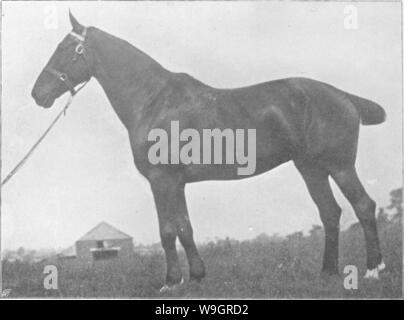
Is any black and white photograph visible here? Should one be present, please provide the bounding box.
[0,1,402,300]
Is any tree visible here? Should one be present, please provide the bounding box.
[387,188,402,219]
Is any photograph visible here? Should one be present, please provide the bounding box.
[1,1,402,300]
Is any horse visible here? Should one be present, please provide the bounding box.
[32,13,386,289]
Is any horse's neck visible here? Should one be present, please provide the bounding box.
[89,28,170,130]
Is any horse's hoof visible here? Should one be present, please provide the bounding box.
[364,261,386,280]
[159,277,184,293]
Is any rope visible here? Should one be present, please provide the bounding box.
[1,82,88,187]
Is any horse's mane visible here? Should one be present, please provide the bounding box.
[91,27,166,71]
[91,26,213,90]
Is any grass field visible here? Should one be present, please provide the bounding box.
[2,210,401,298]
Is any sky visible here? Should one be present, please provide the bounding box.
[1,2,402,250]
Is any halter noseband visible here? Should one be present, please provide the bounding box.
[45,28,90,96]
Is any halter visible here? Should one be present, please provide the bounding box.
[1,29,91,188]
[44,28,91,96]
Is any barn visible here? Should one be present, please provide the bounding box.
[58,222,134,263]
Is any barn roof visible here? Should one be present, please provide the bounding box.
[77,222,132,241]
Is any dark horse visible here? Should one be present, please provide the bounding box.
[32,13,386,288]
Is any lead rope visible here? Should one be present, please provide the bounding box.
[1,81,88,188]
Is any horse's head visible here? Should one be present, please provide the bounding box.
[32,12,93,108]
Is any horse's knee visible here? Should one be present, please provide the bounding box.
[160,224,177,249]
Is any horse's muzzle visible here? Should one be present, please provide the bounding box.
[32,89,54,108]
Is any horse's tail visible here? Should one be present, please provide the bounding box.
[347,94,386,125]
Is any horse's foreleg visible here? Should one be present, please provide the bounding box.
[150,173,205,286]
[174,186,206,281]
[150,178,183,286]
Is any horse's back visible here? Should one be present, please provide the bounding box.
[139,74,378,172]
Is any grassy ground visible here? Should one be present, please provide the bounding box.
[2,213,401,298]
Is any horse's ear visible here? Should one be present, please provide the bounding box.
[69,10,83,33]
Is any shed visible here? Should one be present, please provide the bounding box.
[59,222,134,263]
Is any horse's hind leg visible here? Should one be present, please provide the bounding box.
[295,160,341,274]
[330,166,384,278]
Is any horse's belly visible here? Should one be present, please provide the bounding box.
[182,142,292,182]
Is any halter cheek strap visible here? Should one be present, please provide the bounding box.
[44,27,89,96]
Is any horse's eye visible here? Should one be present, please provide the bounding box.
[75,44,84,55]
